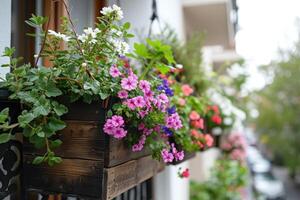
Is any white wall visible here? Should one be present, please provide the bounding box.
[0,0,11,80]
[108,0,185,44]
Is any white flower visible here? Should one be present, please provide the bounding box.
[81,62,87,67]
[78,34,88,42]
[83,27,94,35]
[176,64,183,69]
[112,4,123,20]
[100,4,123,20]
[110,29,122,37]
[94,28,101,34]
[83,27,100,39]
[48,30,70,42]
[113,40,130,55]
[89,39,97,44]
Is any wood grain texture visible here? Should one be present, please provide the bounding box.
[24,156,104,198]
[103,155,163,200]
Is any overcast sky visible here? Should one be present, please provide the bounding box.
[235,0,300,90]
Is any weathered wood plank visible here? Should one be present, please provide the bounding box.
[23,155,104,198]
[103,155,163,200]
[104,135,150,167]
[23,121,105,160]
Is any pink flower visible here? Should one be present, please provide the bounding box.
[189,111,200,120]
[126,98,136,110]
[139,80,151,92]
[132,144,143,152]
[166,113,183,130]
[118,90,128,99]
[121,76,138,91]
[143,128,153,136]
[181,84,193,96]
[158,93,169,104]
[138,110,148,118]
[204,134,214,147]
[191,118,204,129]
[132,96,146,108]
[178,98,186,106]
[109,66,121,78]
[153,125,161,133]
[144,90,154,99]
[161,149,174,163]
[111,115,124,126]
[112,127,127,139]
[175,151,185,161]
[138,123,145,130]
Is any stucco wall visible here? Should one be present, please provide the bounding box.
[0,0,11,80]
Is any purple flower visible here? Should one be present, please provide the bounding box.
[121,76,138,91]
[118,90,128,99]
[157,85,164,91]
[165,88,174,96]
[162,79,169,87]
[109,66,121,78]
[167,106,176,115]
[162,126,173,136]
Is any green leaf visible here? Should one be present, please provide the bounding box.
[100,92,109,100]
[32,156,44,165]
[123,22,131,30]
[48,117,66,133]
[52,102,68,116]
[156,64,171,75]
[107,110,113,117]
[33,105,50,116]
[45,83,62,97]
[0,108,9,123]
[134,43,149,58]
[2,47,15,57]
[48,156,62,166]
[18,112,35,127]
[37,131,45,138]
[50,139,62,149]
[0,133,10,144]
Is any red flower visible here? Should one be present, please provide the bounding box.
[211,105,220,114]
[178,168,190,178]
[211,115,222,125]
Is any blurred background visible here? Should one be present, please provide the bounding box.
[1,0,300,199]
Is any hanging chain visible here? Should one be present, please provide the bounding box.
[148,0,162,38]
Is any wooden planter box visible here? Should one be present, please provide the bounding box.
[0,89,22,199]
[23,98,164,199]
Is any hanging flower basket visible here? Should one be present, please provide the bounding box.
[23,97,164,199]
